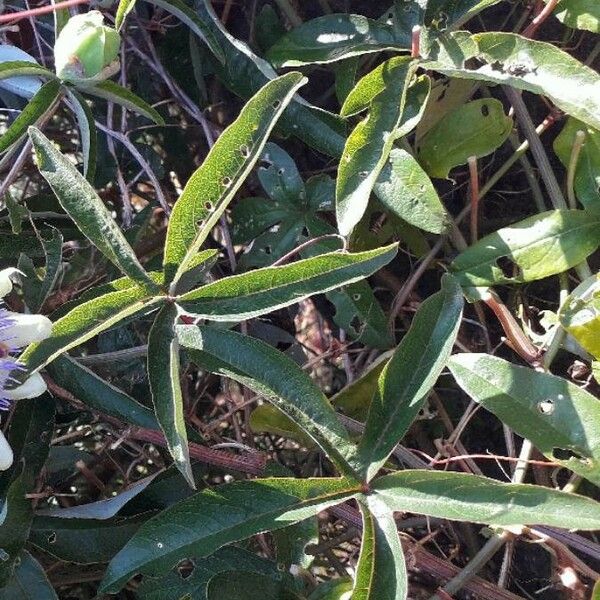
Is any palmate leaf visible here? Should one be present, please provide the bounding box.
[450,209,600,287]
[448,353,600,486]
[424,31,600,132]
[336,57,416,235]
[18,283,163,376]
[0,79,61,154]
[372,470,600,530]
[148,304,194,487]
[163,72,306,286]
[99,477,359,594]
[176,325,361,479]
[357,275,463,481]
[178,245,397,321]
[351,497,406,600]
[28,127,155,287]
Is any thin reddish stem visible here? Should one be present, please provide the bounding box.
[0,0,88,24]
[468,155,479,243]
[522,0,559,38]
[411,25,421,59]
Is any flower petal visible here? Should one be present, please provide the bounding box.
[0,430,13,471]
[0,268,22,298]
[2,313,52,348]
[4,373,47,400]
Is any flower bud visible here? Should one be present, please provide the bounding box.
[0,430,13,471]
[54,11,120,83]
[4,373,47,401]
[3,313,53,348]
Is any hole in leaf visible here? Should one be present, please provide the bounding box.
[481,104,490,117]
[196,219,206,228]
[464,57,485,71]
[495,255,519,279]
[205,201,213,211]
[259,159,272,170]
[537,399,554,415]
[272,100,281,109]
[277,168,285,176]
[552,447,587,463]
[222,176,232,187]
[239,145,250,158]
[47,532,57,544]
[264,246,272,255]
[177,559,195,580]
[350,315,361,333]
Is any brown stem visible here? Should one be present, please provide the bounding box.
[481,291,541,365]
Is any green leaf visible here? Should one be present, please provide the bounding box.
[163,72,306,285]
[351,497,406,600]
[267,15,410,67]
[1,551,57,600]
[46,355,159,429]
[424,32,600,132]
[250,404,314,447]
[558,272,600,360]
[148,304,194,487]
[0,79,61,154]
[553,117,600,210]
[549,0,600,33]
[448,353,600,486]
[207,571,304,600]
[135,546,294,600]
[177,324,361,478]
[0,398,54,585]
[373,469,600,530]
[308,578,353,600]
[327,280,394,349]
[0,61,56,82]
[18,283,163,375]
[424,0,503,29]
[30,516,146,564]
[415,77,475,143]
[115,0,137,30]
[450,209,600,287]
[100,477,358,594]
[374,148,448,234]
[143,0,225,62]
[337,58,416,235]
[28,127,154,287]
[83,80,164,125]
[416,99,512,179]
[357,275,463,481]
[20,227,63,313]
[66,89,97,182]
[332,353,391,421]
[178,245,398,321]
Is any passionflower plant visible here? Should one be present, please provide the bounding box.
[54,11,121,83]
[0,269,53,471]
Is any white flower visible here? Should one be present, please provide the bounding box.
[0,430,13,471]
[0,269,54,470]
